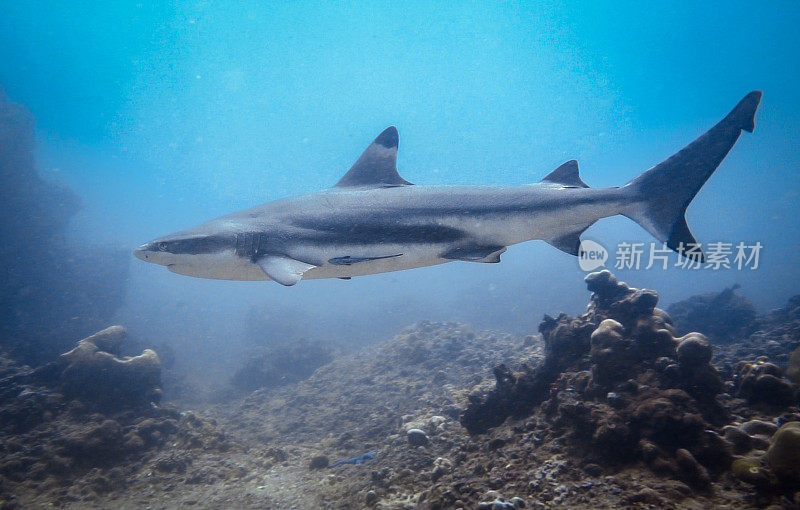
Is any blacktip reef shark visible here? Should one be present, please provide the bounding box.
[135,91,762,286]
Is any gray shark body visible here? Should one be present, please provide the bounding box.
[135,91,762,286]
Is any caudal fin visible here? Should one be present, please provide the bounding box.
[623,91,762,261]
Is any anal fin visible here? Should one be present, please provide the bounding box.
[442,245,507,263]
[256,255,316,286]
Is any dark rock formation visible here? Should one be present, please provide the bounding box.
[462,270,731,486]
[729,420,800,498]
[0,90,129,365]
[666,284,757,343]
[31,326,162,411]
[459,314,592,435]
[461,271,725,433]
[231,339,333,392]
[734,356,797,409]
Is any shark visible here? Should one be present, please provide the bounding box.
[135,91,762,286]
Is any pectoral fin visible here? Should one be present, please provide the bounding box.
[442,245,506,263]
[256,256,316,286]
[546,226,591,256]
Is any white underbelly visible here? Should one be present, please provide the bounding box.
[165,246,451,281]
[166,250,267,280]
[300,243,449,279]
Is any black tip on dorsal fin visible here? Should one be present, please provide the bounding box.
[374,126,398,149]
[541,160,589,188]
[334,127,412,188]
[726,90,762,133]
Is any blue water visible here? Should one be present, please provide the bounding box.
[1,3,798,373]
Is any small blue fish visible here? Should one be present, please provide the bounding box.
[329,450,377,467]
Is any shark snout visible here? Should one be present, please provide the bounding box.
[134,240,169,264]
[134,245,148,261]
[134,243,152,261]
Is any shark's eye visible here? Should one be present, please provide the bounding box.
[158,242,168,252]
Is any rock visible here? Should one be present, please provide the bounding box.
[430,457,452,481]
[741,419,779,437]
[731,458,771,487]
[751,435,771,451]
[406,428,429,447]
[666,284,757,343]
[477,499,516,510]
[80,326,127,355]
[365,490,378,506]
[736,357,795,408]
[590,319,635,389]
[722,425,751,454]
[583,463,603,477]
[308,455,329,470]
[628,488,662,505]
[753,375,795,406]
[230,339,332,392]
[675,448,710,489]
[606,392,625,408]
[482,490,502,501]
[428,415,447,431]
[584,270,629,304]
[0,93,129,366]
[676,333,713,367]
[488,437,506,450]
[153,454,190,474]
[38,326,162,411]
[591,320,625,346]
[766,422,800,482]
[788,347,800,384]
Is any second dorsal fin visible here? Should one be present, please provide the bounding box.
[541,160,589,188]
[334,127,413,188]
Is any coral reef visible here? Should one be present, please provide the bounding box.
[459,314,591,435]
[726,419,800,501]
[734,356,797,409]
[32,326,162,411]
[713,294,800,368]
[2,276,799,509]
[766,422,800,483]
[459,271,797,505]
[0,91,129,365]
[462,271,726,435]
[666,284,757,343]
[0,327,233,509]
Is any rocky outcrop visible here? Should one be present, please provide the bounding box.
[666,284,757,343]
[231,339,332,392]
[31,326,162,411]
[463,271,733,489]
[0,327,232,509]
[462,271,726,433]
[0,90,129,365]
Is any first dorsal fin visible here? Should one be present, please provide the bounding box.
[335,127,413,188]
[541,160,589,188]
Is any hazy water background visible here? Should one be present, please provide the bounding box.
[1,2,798,388]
